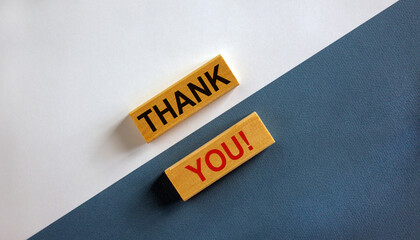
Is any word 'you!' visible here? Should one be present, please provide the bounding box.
[164,112,275,201]
[185,131,253,182]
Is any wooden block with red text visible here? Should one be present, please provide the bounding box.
[129,55,239,143]
[165,112,275,201]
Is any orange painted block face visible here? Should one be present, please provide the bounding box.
[165,112,275,201]
[129,55,239,143]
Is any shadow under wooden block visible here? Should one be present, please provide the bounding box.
[151,173,182,205]
[114,115,146,151]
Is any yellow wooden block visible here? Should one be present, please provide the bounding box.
[165,112,275,201]
[129,55,239,143]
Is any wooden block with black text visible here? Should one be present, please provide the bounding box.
[129,55,239,143]
[164,112,275,201]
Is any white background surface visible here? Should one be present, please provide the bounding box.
[0,0,396,239]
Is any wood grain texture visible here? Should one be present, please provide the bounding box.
[165,112,275,201]
[129,55,239,143]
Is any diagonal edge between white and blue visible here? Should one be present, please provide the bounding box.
[0,1,401,239]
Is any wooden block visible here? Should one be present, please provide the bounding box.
[129,55,239,143]
[165,112,275,201]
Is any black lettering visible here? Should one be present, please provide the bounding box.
[137,109,156,132]
[175,91,196,115]
[153,98,177,125]
[187,76,212,103]
[204,64,231,91]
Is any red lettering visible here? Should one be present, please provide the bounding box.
[221,136,244,160]
[239,131,253,151]
[205,149,226,171]
[185,158,206,181]
[185,131,253,180]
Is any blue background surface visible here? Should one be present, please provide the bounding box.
[32,0,419,239]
